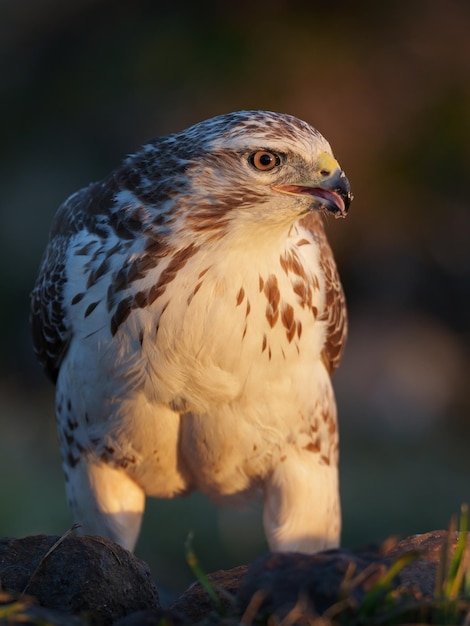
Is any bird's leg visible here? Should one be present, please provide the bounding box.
[262,447,341,553]
[66,459,145,552]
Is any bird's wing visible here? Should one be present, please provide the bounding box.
[30,179,119,383]
[31,189,84,382]
[30,141,178,385]
[300,212,347,375]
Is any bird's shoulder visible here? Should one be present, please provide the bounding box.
[30,148,175,382]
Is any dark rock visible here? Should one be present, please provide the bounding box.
[236,549,392,622]
[0,534,159,624]
[170,564,248,623]
[383,530,470,598]
[385,530,470,563]
[114,608,187,626]
[231,531,470,624]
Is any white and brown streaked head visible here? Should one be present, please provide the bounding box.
[114,110,353,240]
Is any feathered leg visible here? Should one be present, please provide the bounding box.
[65,459,145,552]
[263,447,340,553]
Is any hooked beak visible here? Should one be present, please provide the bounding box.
[272,152,353,218]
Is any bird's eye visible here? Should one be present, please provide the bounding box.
[249,151,281,171]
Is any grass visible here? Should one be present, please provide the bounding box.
[185,530,226,615]
[0,592,37,624]
[431,504,470,625]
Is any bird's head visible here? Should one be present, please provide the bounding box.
[177,111,352,230]
[123,111,352,243]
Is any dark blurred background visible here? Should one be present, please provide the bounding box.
[1,0,469,600]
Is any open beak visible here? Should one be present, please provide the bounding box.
[272,153,353,218]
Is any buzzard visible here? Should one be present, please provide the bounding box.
[31,111,352,553]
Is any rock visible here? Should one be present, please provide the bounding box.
[383,530,470,598]
[170,564,248,623]
[0,535,159,624]
[114,608,187,626]
[236,549,392,622]
[233,531,470,624]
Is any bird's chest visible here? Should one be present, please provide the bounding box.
[142,235,328,412]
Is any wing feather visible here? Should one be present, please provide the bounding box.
[300,213,347,375]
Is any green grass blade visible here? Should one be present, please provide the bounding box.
[185,531,224,615]
[358,552,418,618]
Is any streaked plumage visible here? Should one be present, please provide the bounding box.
[31,110,352,553]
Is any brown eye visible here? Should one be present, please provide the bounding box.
[249,151,281,171]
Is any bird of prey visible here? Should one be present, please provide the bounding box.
[31,110,352,554]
